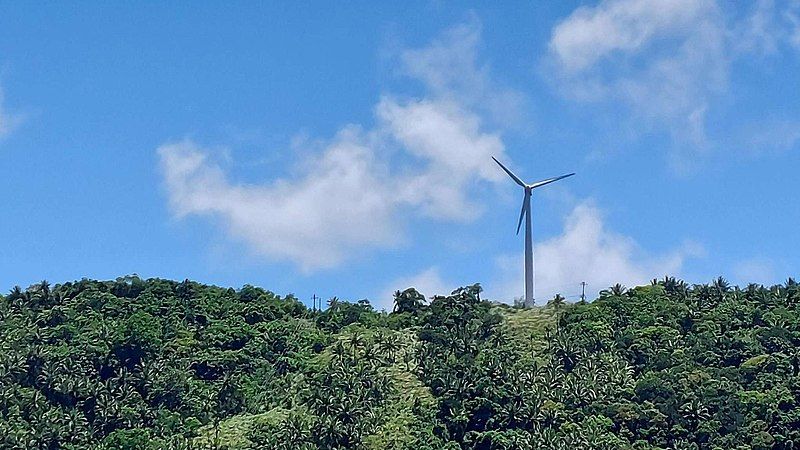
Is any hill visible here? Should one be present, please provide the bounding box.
[1,276,799,449]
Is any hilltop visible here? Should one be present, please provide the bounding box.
[1,276,799,449]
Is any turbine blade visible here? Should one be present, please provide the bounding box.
[492,156,526,187]
[529,172,575,189]
[516,197,528,235]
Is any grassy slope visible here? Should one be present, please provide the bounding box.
[498,305,556,354]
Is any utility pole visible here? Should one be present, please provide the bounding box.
[580,282,586,303]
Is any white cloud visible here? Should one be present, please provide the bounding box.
[399,17,524,125]
[548,0,726,149]
[377,266,453,311]
[159,21,514,271]
[736,0,782,55]
[377,97,504,219]
[486,201,703,303]
[734,0,800,55]
[400,18,484,97]
[158,131,399,272]
[548,0,800,158]
[550,0,714,73]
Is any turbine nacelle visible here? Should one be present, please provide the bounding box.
[491,156,575,235]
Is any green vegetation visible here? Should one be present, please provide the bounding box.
[1,276,800,449]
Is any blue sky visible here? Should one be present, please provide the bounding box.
[1,1,798,308]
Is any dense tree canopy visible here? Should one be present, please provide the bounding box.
[1,275,799,449]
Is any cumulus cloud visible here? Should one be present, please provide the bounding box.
[377,97,504,219]
[486,201,703,303]
[158,132,399,271]
[159,21,516,271]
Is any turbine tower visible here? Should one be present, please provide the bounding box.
[492,156,574,308]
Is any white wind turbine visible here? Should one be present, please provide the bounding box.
[492,156,574,307]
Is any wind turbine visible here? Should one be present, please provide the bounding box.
[492,156,574,308]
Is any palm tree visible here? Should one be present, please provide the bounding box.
[662,276,681,294]
[346,331,366,354]
[330,340,348,360]
[326,296,340,309]
[7,285,25,302]
[374,331,402,364]
[392,288,426,314]
[679,398,710,432]
[693,283,712,312]
[712,276,730,302]
[600,283,627,297]
[39,280,51,302]
[786,277,799,306]
[549,332,582,373]
[548,294,566,310]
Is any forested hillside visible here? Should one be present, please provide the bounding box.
[1,276,799,449]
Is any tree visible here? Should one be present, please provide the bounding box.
[393,288,426,315]
[548,294,566,310]
[3,274,800,449]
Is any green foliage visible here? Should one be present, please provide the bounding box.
[2,276,800,448]
[393,288,426,315]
